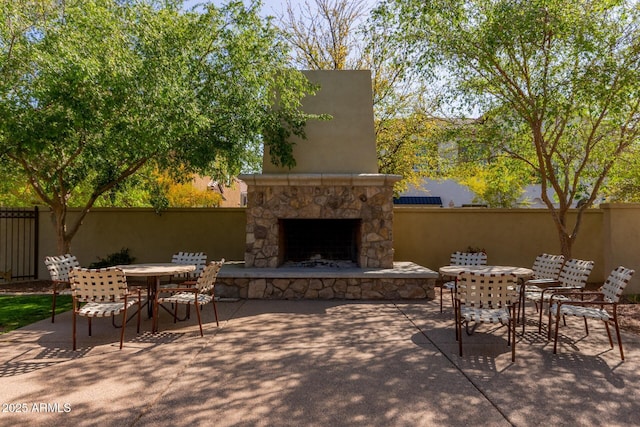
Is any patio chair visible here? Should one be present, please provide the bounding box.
[156,259,224,336]
[440,251,487,312]
[454,271,519,362]
[170,252,208,286]
[166,252,208,320]
[70,267,143,351]
[44,254,80,323]
[549,266,634,360]
[518,253,565,330]
[524,258,594,335]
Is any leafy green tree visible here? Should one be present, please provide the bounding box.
[379,0,640,257]
[0,0,319,253]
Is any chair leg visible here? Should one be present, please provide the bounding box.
[511,310,516,362]
[88,317,92,336]
[613,318,624,360]
[553,307,562,354]
[454,299,459,341]
[538,300,545,334]
[604,320,613,348]
[439,284,444,313]
[136,296,141,334]
[212,298,219,327]
[583,317,589,335]
[72,310,77,351]
[51,284,57,323]
[194,302,204,337]
[173,302,179,324]
[120,306,128,350]
[458,318,463,357]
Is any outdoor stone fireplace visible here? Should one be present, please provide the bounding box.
[216,70,437,299]
[242,173,399,269]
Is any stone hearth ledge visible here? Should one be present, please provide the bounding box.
[218,261,437,279]
[215,262,438,300]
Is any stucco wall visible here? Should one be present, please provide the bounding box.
[393,207,605,283]
[38,208,246,270]
[37,205,640,294]
[262,70,378,174]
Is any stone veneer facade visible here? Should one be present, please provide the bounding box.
[241,173,401,269]
[216,271,435,300]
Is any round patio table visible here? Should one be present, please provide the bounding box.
[439,265,533,278]
[118,263,196,332]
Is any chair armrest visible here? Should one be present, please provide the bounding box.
[554,299,617,309]
[541,286,584,297]
[549,291,604,303]
[526,278,559,287]
[125,288,143,298]
[159,286,198,294]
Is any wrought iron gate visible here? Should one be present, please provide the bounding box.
[0,207,39,281]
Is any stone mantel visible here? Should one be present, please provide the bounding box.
[239,173,402,187]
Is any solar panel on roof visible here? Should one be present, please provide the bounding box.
[393,196,443,206]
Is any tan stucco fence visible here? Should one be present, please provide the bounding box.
[37,203,640,294]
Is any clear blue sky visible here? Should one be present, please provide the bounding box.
[181,0,290,16]
[182,0,379,17]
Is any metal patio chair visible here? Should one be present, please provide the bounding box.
[519,253,565,330]
[440,251,487,312]
[170,251,208,286]
[44,254,80,323]
[156,259,224,336]
[524,258,594,335]
[70,267,143,351]
[549,266,634,360]
[454,271,519,362]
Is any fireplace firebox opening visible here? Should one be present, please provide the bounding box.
[279,219,361,267]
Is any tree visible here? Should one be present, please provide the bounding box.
[380,0,640,257]
[0,0,319,253]
[279,0,368,70]
[278,0,436,192]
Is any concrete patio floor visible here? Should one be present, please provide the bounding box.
[0,298,639,426]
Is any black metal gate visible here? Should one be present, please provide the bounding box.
[0,207,39,281]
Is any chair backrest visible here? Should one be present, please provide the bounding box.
[601,266,635,303]
[557,258,595,288]
[450,251,487,266]
[172,252,207,278]
[70,267,128,302]
[531,253,564,280]
[44,254,80,282]
[195,259,225,293]
[456,272,518,308]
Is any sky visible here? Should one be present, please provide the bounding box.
[181,0,298,17]
[182,0,379,18]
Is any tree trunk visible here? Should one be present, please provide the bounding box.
[51,206,71,255]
